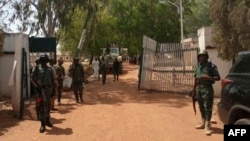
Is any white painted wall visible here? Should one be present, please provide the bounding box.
[0,33,30,115]
[207,49,232,97]
[197,27,233,97]
[0,55,14,96]
[198,27,212,50]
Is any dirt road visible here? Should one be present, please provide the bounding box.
[0,62,224,141]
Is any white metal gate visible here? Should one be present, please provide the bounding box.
[139,36,198,95]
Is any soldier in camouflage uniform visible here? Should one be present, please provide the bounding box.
[69,57,85,103]
[53,59,65,105]
[49,59,58,111]
[193,49,220,135]
[31,54,56,133]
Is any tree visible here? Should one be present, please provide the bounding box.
[185,0,212,37]
[210,0,250,61]
[0,0,12,31]
[4,0,88,36]
[58,0,115,59]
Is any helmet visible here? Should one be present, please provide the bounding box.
[197,49,209,58]
[39,54,49,62]
[58,59,64,63]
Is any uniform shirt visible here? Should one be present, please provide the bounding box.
[113,60,120,70]
[53,65,65,80]
[69,63,85,83]
[194,61,220,85]
[31,64,56,87]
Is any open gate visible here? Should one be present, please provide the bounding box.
[139,36,198,95]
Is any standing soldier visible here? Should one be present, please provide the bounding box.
[100,56,107,85]
[54,59,65,105]
[69,57,85,103]
[49,59,58,111]
[31,54,56,133]
[193,49,220,135]
[113,57,121,82]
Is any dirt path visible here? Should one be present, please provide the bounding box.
[0,62,224,141]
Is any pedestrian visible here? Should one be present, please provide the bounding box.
[92,57,100,81]
[54,59,65,105]
[69,57,85,103]
[193,49,220,135]
[100,56,107,85]
[113,57,121,82]
[49,59,58,111]
[30,54,56,133]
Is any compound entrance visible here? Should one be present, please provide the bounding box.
[138,36,198,95]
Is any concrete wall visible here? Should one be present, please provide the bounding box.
[0,55,14,96]
[197,26,232,97]
[0,33,30,115]
[198,27,212,50]
[207,48,232,97]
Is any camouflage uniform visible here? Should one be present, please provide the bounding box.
[49,59,58,110]
[193,49,220,135]
[69,58,85,103]
[31,54,56,133]
[100,59,107,85]
[113,58,121,82]
[53,60,65,105]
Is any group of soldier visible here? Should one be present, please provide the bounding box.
[30,49,219,136]
[92,56,121,84]
[30,54,85,133]
[29,54,122,133]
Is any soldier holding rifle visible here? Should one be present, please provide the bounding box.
[192,49,220,135]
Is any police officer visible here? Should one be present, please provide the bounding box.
[31,54,56,133]
[193,49,220,135]
[69,57,85,103]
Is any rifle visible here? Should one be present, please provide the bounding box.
[191,91,197,115]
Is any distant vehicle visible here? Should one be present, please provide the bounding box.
[218,51,250,125]
[101,47,127,74]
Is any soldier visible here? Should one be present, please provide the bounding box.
[69,57,85,103]
[100,56,107,85]
[31,54,56,133]
[53,59,65,105]
[193,49,220,135]
[113,57,121,82]
[49,59,58,111]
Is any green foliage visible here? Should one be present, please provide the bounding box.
[185,0,212,37]
[4,0,88,36]
[210,0,250,60]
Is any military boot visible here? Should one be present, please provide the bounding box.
[195,118,205,129]
[205,121,212,135]
[39,120,46,133]
[46,117,53,128]
[74,93,79,103]
[80,95,83,103]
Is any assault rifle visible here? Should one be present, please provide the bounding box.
[191,91,197,115]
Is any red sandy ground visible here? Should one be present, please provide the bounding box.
[0,62,223,141]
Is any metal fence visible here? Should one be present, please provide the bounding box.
[139,36,198,95]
